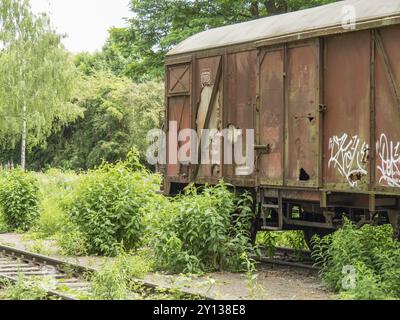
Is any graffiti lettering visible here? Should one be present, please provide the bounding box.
[376,134,400,188]
[328,134,369,187]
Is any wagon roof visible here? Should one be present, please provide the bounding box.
[167,0,400,56]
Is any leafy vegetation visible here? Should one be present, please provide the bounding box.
[0,0,81,169]
[0,169,40,231]
[146,183,256,274]
[257,231,307,256]
[0,275,50,300]
[64,152,161,256]
[31,169,78,237]
[55,227,88,257]
[95,0,337,81]
[312,221,400,300]
[90,251,152,300]
[4,72,164,171]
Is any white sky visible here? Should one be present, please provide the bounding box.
[30,0,132,53]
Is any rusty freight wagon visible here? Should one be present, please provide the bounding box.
[163,0,400,243]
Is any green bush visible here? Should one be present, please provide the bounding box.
[64,152,161,256]
[146,182,256,274]
[312,221,400,300]
[0,169,40,232]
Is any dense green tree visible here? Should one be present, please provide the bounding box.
[102,0,338,81]
[0,0,81,169]
[26,72,164,170]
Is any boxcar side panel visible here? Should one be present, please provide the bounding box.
[259,47,285,186]
[166,63,192,180]
[286,41,320,188]
[323,31,371,191]
[225,51,258,180]
[194,56,223,179]
[375,25,400,192]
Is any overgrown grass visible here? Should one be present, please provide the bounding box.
[312,221,400,300]
[32,168,79,237]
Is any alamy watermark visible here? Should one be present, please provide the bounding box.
[146,121,255,176]
[342,265,356,290]
[341,5,357,30]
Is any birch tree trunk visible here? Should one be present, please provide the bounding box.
[21,101,27,170]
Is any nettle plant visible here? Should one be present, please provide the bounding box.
[0,169,40,232]
[146,182,256,274]
[312,220,400,300]
[64,151,161,256]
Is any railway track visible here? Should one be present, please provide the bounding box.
[0,244,91,300]
[254,247,318,272]
[0,244,210,300]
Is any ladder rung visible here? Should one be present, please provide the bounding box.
[262,204,279,209]
[261,226,282,231]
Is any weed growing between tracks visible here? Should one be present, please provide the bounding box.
[0,275,55,300]
[312,221,400,300]
[90,250,152,300]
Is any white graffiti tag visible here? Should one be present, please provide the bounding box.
[328,134,369,187]
[376,134,400,188]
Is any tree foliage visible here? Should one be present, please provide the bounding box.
[0,0,81,166]
[25,71,164,170]
[99,0,338,81]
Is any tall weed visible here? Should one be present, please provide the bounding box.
[312,221,400,300]
[146,182,256,274]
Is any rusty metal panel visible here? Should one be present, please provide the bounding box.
[168,64,190,95]
[375,25,400,191]
[166,95,191,178]
[225,51,258,179]
[323,31,371,191]
[286,41,319,187]
[194,56,223,179]
[259,47,284,185]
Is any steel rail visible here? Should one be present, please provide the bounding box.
[254,247,319,272]
[0,244,213,300]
